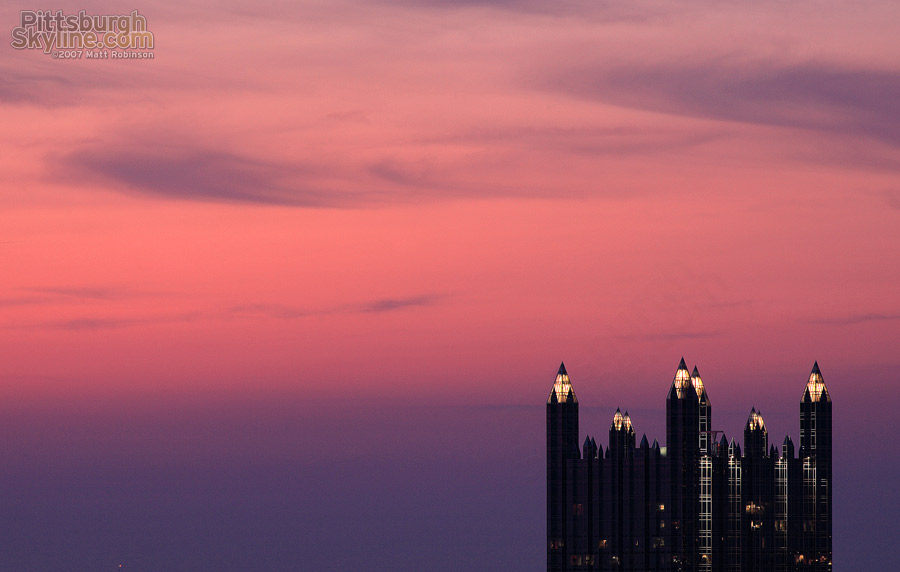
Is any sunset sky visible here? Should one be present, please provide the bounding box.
[2,1,898,570]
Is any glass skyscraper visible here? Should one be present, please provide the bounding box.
[546,360,832,572]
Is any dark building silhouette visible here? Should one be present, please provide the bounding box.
[546,359,832,572]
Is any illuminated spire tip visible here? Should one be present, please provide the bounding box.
[671,357,692,398]
[746,407,766,431]
[804,361,829,402]
[690,365,706,398]
[548,361,577,404]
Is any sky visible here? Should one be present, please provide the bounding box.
[1,0,899,570]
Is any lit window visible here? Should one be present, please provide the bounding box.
[550,371,576,403]
[806,368,828,402]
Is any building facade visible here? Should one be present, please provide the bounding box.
[546,359,832,572]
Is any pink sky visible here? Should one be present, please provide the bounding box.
[1,1,899,410]
[2,1,900,570]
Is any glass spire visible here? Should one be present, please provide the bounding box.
[549,361,577,404]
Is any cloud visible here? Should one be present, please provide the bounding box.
[360,295,442,313]
[419,125,723,158]
[230,294,444,320]
[25,286,125,300]
[0,296,45,308]
[387,0,660,20]
[550,59,900,147]
[618,330,720,342]
[0,56,141,107]
[33,312,204,331]
[59,146,353,207]
[229,304,318,320]
[48,317,144,331]
[0,285,142,308]
[0,64,80,106]
[808,312,900,326]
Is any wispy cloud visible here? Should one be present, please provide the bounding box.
[229,304,319,320]
[387,0,661,20]
[418,125,723,158]
[231,294,445,320]
[58,146,352,207]
[25,286,125,300]
[0,285,144,308]
[0,65,79,106]
[360,295,441,313]
[0,296,45,308]
[549,59,900,147]
[808,313,900,326]
[27,311,204,331]
[617,330,720,342]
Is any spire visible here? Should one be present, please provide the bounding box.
[583,435,598,459]
[718,433,729,453]
[782,435,795,458]
[746,407,766,431]
[612,408,625,430]
[623,410,634,434]
[640,434,649,448]
[669,357,692,399]
[548,362,577,404]
[691,365,709,402]
[803,361,830,403]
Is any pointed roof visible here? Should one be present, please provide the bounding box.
[623,410,634,434]
[670,357,692,399]
[782,435,795,457]
[548,362,577,404]
[612,408,625,430]
[803,361,830,403]
[640,434,649,448]
[746,407,766,432]
[690,365,708,401]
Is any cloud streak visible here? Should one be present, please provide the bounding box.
[808,312,900,326]
[231,294,445,320]
[360,295,441,313]
[59,147,351,207]
[550,59,900,147]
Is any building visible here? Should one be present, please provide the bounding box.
[546,359,832,572]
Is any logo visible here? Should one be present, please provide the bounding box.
[11,10,154,60]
